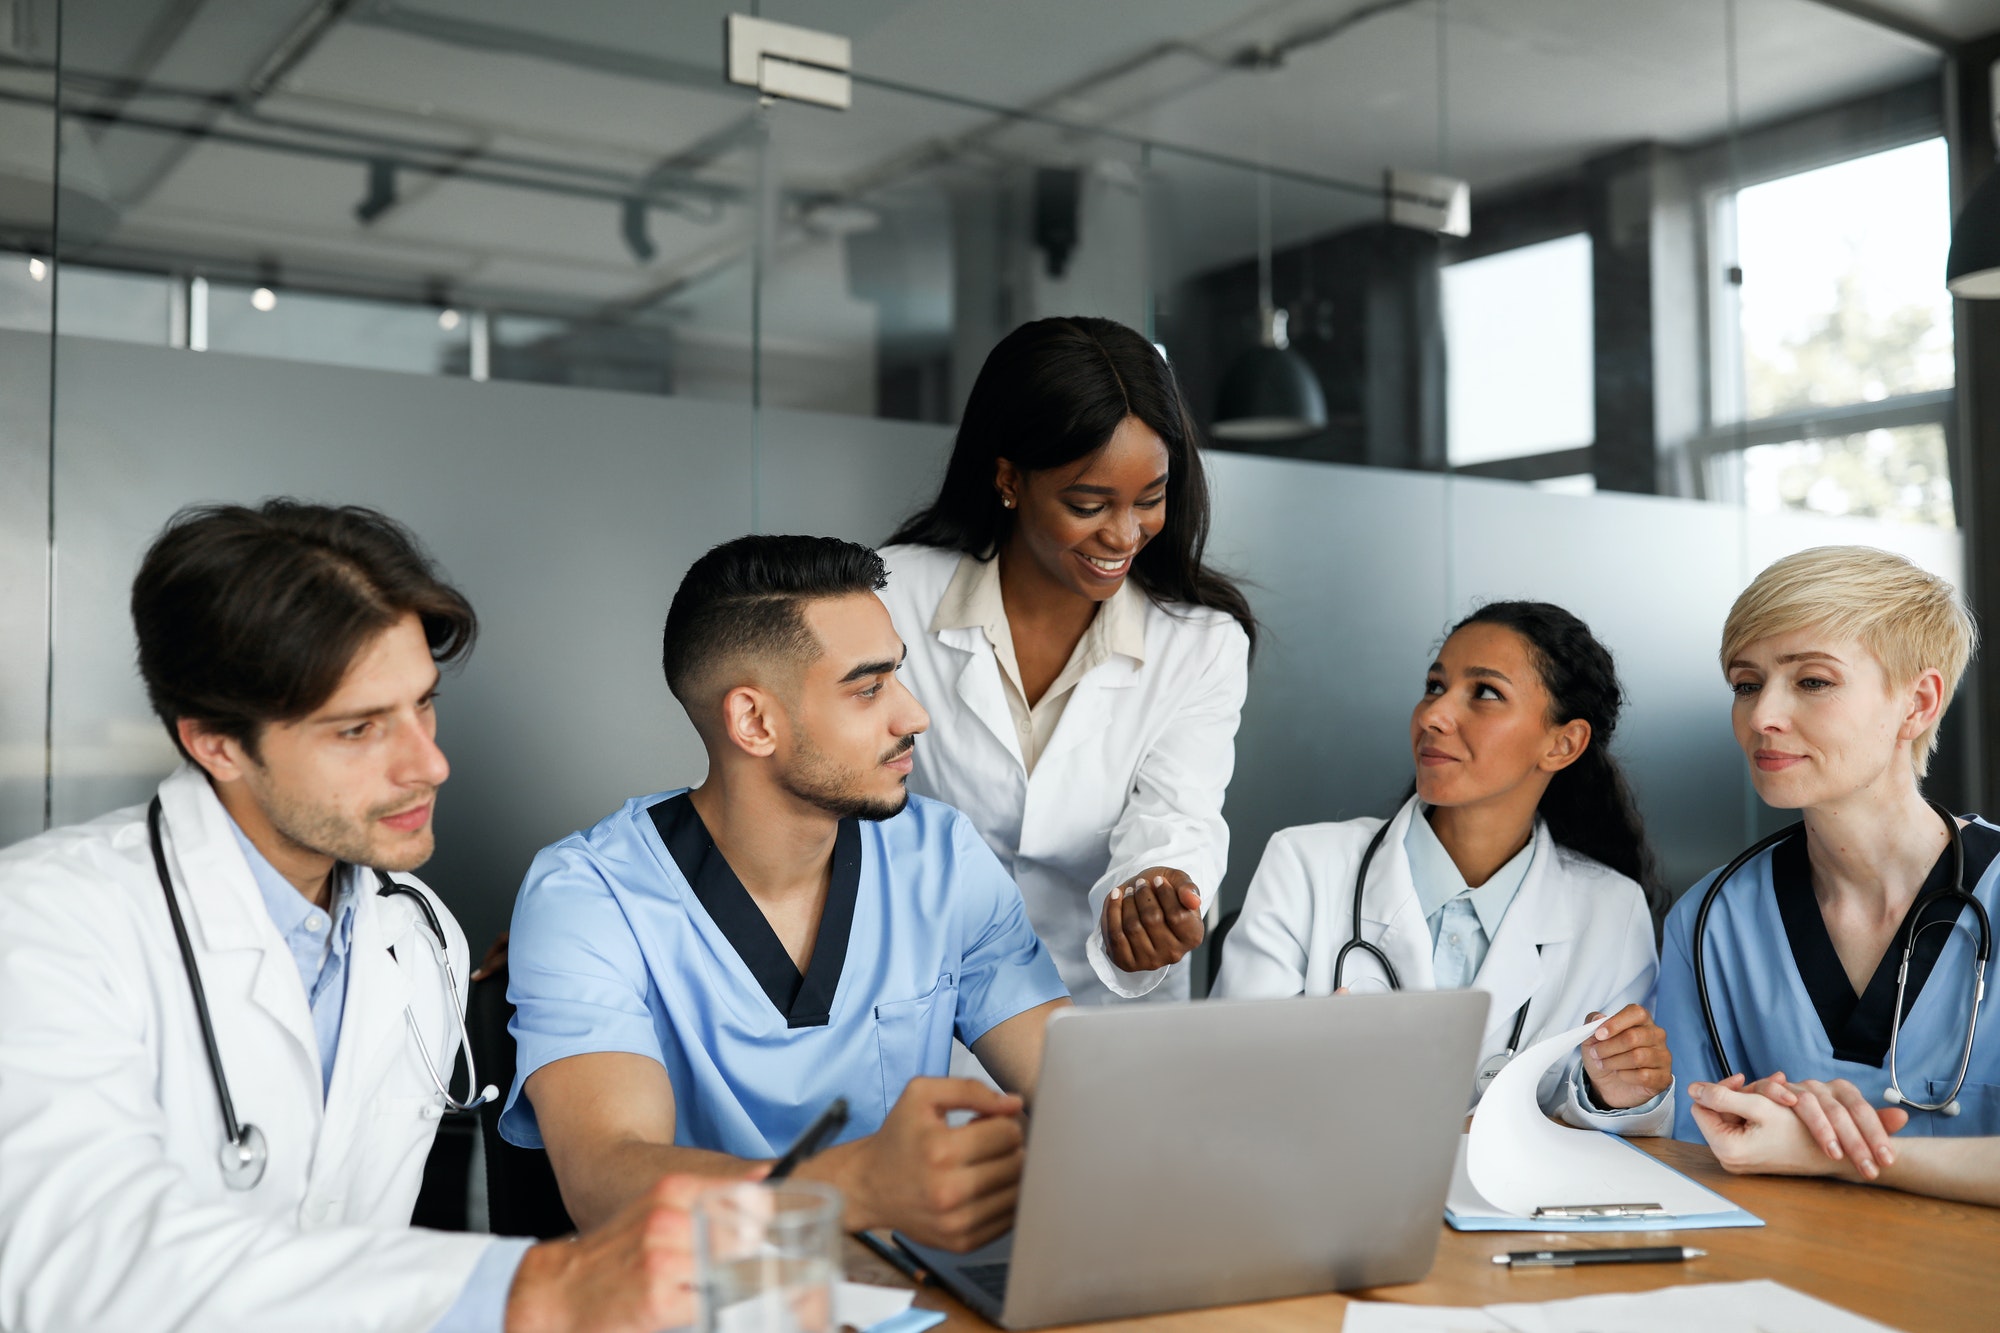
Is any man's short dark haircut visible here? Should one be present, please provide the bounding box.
[662,535,888,709]
[133,499,477,759]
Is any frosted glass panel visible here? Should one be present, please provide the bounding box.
[0,333,50,848]
[1446,475,1752,895]
[1203,454,1452,913]
[755,405,951,544]
[49,338,754,947]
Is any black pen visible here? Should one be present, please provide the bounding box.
[854,1229,929,1287]
[1494,1245,1705,1269]
[768,1097,850,1179]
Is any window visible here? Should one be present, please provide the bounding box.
[1442,233,1594,467]
[1705,138,1954,526]
[205,283,469,377]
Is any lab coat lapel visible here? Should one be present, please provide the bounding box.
[938,625,1026,770]
[322,884,419,1149]
[157,765,320,1062]
[1358,798,1437,990]
[1471,820,1568,1046]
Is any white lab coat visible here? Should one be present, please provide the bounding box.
[1212,797,1674,1135]
[879,544,1249,1004]
[0,765,497,1333]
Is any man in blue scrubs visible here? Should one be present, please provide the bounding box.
[501,535,1071,1252]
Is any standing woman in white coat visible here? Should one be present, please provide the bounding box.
[880,316,1254,1004]
[1214,601,1676,1133]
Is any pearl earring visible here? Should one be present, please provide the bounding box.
[1002,495,1016,509]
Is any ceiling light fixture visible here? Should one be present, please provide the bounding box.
[1212,167,1327,442]
[1947,172,2000,297]
[28,257,46,282]
[438,308,461,330]
[1948,62,2000,299]
[251,287,277,312]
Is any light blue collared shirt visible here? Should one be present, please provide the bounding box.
[226,816,357,1098]
[228,814,531,1331]
[1402,808,1533,990]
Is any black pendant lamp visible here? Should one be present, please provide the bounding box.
[1947,167,2000,299]
[1212,169,1327,442]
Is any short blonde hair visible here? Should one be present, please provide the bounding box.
[1721,546,1977,779]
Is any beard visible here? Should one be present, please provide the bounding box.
[779,734,914,822]
[243,765,437,872]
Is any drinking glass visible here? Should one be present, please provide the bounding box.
[695,1180,843,1333]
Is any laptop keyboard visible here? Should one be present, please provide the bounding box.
[961,1261,1010,1303]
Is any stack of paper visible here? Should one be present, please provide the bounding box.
[1447,1022,1758,1232]
[1342,1280,1902,1332]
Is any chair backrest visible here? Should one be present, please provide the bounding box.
[469,968,576,1239]
[1205,907,1242,993]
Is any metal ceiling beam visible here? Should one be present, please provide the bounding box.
[1801,0,1960,53]
[345,0,750,99]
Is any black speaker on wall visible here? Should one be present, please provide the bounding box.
[1034,167,1081,279]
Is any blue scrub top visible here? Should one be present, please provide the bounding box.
[499,789,1069,1158]
[1656,817,2000,1141]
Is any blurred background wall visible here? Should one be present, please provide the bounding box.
[3,0,1996,963]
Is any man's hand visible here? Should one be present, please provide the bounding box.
[471,930,509,982]
[1579,1005,1672,1109]
[504,1175,710,1333]
[802,1077,1024,1252]
[1102,868,1204,972]
[1731,1071,1907,1179]
[1688,1076,1908,1181]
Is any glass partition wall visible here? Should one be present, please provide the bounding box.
[3,0,1971,950]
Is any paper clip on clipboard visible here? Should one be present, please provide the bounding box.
[1531,1202,1668,1221]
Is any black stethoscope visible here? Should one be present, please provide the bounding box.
[1691,799,1992,1116]
[147,797,496,1190]
[1335,813,1535,1096]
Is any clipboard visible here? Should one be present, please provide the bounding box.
[1444,1135,1764,1232]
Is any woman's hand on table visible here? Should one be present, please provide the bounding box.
[1736,1072,1907,1180]
[1689,1074,1908,1181]
[1102,869,1204,972]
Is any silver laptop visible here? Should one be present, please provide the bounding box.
[897,990,1488,1328]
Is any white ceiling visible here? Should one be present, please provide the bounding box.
[31,0,1995,322]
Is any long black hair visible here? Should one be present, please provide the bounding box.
[1448,600,1665,920]
[887,316,1256,652]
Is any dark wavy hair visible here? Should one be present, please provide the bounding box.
[887,316,1256,652]
[1448,601,1665,921]
[133,500,477,761]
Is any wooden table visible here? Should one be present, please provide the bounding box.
[846,1138,1999,1333]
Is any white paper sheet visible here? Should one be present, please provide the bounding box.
[1341,1303,1511,1331]
[1482,1279,1899,1333]
[832,1281,916,1329]
[1463,1021,1721,1218]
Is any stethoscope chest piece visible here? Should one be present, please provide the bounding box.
[220,1123,268,1190]
[1474,1052,1512,1098]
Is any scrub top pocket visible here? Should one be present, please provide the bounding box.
[1922,1080,2000,1135]
[875,973,958,1114]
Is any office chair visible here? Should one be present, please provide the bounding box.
[468,965,576,1239]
